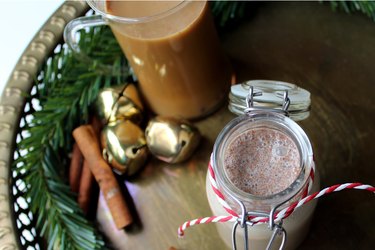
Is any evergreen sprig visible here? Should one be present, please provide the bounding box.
[14,26,130,250]
[211,1,247,28]
[12,1,375,250]
[330,0,375,21]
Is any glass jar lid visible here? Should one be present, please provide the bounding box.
[228,80,311,121]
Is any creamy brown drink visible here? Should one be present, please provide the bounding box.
[207,113,318,249]
[106,0,232,119]
[224,128,301,196]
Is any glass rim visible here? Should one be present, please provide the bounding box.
[212,112,313,207]
[87,0,189,24]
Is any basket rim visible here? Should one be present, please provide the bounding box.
[0,2,89,249]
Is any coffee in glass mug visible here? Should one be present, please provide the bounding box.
[65,0,232,119]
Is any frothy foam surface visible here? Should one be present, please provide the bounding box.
[224,127,301,196]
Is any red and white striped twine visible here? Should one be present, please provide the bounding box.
[178,155,375,237]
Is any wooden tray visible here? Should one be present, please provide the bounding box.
[1,2,374,249]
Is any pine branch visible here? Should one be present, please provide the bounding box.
[14,26,130,250]
[211,1,247,28]
[329,1,375,21]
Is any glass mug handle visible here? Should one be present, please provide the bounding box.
[63,15,108,63]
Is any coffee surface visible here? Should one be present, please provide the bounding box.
[106,0,180,19]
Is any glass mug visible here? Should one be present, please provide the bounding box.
[64,0,232,119]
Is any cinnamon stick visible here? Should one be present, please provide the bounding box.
[91,115,103,135]
[73,125,133,229]
[77,115,101,215]
[78,160,94,215]
[69,143,83,193]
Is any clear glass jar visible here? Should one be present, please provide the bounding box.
[206,111,319,249]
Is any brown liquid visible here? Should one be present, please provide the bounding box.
[224,128,301,196]
[106,0,231,119]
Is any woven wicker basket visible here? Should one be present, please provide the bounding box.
[0,2,89,249]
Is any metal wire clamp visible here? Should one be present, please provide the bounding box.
[244,86,290,116]
[230,197,287,250]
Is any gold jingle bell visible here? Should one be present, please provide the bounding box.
[101,120,149,176]
[145,116,201,164]
[95,84,144,125]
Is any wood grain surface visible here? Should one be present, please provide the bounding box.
[97,2,375,249]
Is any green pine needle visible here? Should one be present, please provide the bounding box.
[14,26,129,250]
[329,0,375,21]
[211,1,247,28]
